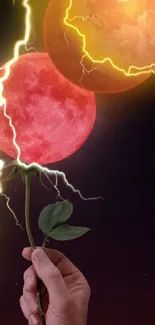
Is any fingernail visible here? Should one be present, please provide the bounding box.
[30,314,39,325]
[32,248,44,262]
[22,247,31,257]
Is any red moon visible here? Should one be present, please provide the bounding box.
[43,0,152,94]
[0,53,96,165]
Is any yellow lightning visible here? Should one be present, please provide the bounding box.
[0,0,104,207]
[0,0,31,163]
[63,0,155,77]
[0,159,4,193]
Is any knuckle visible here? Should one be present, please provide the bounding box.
[24,294,38,313]
[45,267,61,280]
[23,270,28,282]
[81,275,91,291]
[28,314,39,325]
[23,266,34,282]
[84,279,91,297]
[23,277,35,294]
[28,315,34,325]
[31,305,38,314]
[24,265,35,281]
[19,295,29,319]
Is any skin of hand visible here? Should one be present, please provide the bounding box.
[20,247,91,325]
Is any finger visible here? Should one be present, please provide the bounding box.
[23,278,38,314]
[23,247,83,278]
[28,314,40,325]
[23,247,89,304]
[20,295,30,320]
[23,265,36,283]
[22,247,37,261]
[32,248,70,308]
[23,264,47,293]
[20,295,39,325]
[23,266,48,314]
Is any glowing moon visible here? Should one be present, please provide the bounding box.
[0,53,96,164]
[43,0,154,93]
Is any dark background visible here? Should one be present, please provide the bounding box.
[0,1,155,324]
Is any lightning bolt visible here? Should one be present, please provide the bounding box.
[63,0,155,77]
[0,0,104,228]
[0,159,23,229]
[0,159,4,194]
[1,192,23,229]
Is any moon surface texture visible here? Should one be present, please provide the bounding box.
[43,0,154,93]
[0,53,96,164]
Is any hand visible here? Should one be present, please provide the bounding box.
[20,247,91,325]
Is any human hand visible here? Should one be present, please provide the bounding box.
[20,247,91,325]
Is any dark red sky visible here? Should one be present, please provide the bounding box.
[0,1,155,325]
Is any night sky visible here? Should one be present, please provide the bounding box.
[1,1,155,325]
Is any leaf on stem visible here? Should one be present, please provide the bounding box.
[48,224,90,241]
[38,200,73,235]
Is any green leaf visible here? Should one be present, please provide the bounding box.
[49,225,90,241]
[38,200,73,235]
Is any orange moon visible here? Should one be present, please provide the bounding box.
[43,0,155,93]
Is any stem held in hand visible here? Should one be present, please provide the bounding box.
[25,174,46,325]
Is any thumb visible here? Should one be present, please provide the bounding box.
[32,248,70,307]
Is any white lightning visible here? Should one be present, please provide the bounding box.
[1,192,23,229]
[0,0,104,231]
[0,159,23,229]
